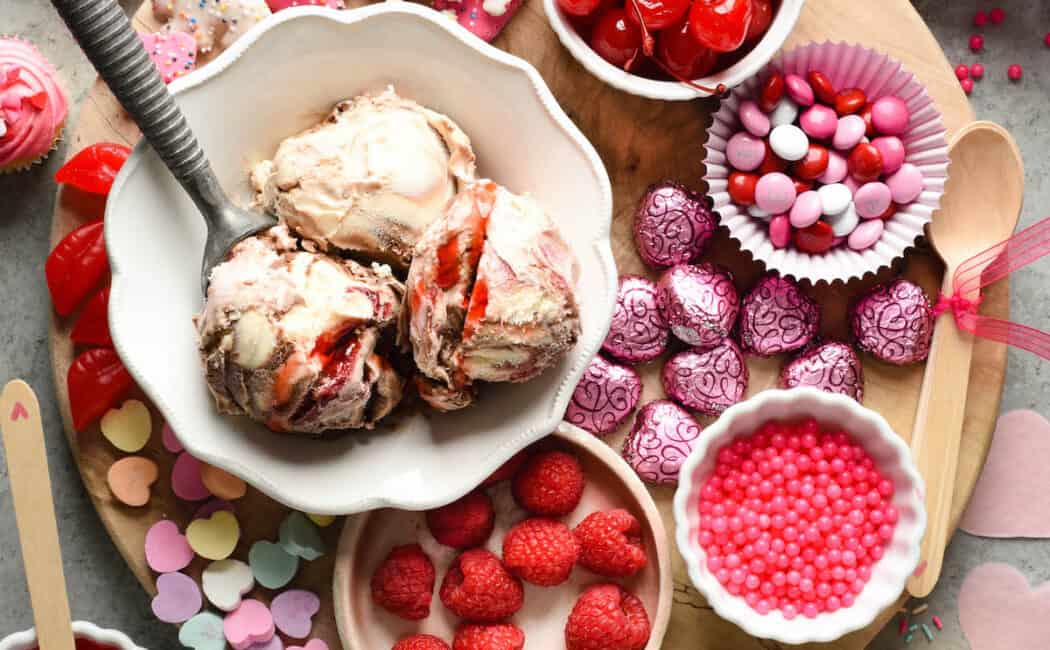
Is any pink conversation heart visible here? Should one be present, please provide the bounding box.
[960,410,1050,538]
[152,572,202,623]
[138,30,197,84]
[431,0,523,42]
[288,641,327,650]
[162,422,185,453]
[271,590,319,639]
[173,452,212,501]
[145,520,194,573]
[959,563,1050,650]
[225,599,275,650]
[196,498,236,519]
[246,637,284,650]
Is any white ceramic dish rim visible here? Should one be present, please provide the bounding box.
[105,2,618,514]
[543,0,807,101]
[332,421,674,650]
[0,622,145,650]
[672,388,927,645]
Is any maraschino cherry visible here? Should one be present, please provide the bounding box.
[689,0,754,53]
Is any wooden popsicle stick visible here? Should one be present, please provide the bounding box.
[1,380,77,650]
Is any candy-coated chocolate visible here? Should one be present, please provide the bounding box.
[769,214,791,249]
[885,163,923,204]
[633,181,716,268]
[784,74,814,106]
[793,144,830,181]
[662,340,748,415]
[728,171,759,205]
[859,102,876,137]
[817,183,851,216]
[834,88,867,115]
[768,97,799,128]
[847,218,884,250]
[727,131,766,171]
[847,143,883,184]
[770,124,808,161]
[738,99,771,137]
[826,201,859,237]
[842,175,861,196]
[853,182,893,219]
[565,355,642,436]
[748,204,771,220]
[799,105,837,140]
[757,141,788,175]
[780,342,864,401]
[871,136,905,175]
[794,221,835,255]
[758,70,785,113]
[818,151,849,185]
[832,115,867,151]
[657,263,739,348]
[754,172,796,214]
[851,278,934,365]
[789,191,823,228]
[793,178,813,196]
[870,96,909,136]
[622,400,702,485]
[878,202,899,221]
[738,274,820,356]
[602,275,670,363]
[806,70,837,105]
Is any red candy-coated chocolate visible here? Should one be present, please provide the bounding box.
[973,10,987,27]
[833,88,867,116]
[625,0,691,31]
[758,141,788,175]
[759,71,785,113]
[858,103,875,137]
[969,34,984,52]
[696,418,898,619]
[656,18,719,80]
[1008,64,1023,82]
[806,71,837,106]
[794,221,835,255]
[728,172,759,206]
[793,144,830,181]
[590,8,643,69]
[688,0,753,53]
[847,143,883,184]
[877,203,898,221]
[792,178,813,196]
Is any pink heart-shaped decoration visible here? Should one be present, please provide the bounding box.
[288,641,327,650]
[151,572,202,624]
[271,589,320,639]
[564,355,641,436]
[224,600,275,650]
[960,410,1050,538]
[173,452,213,501]
[145,520,194,573]
[138,30,197,84]
[959,563,1050,649]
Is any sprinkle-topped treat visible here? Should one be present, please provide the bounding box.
[0,38,69,173]
[139,30,198,84]
[152,0,272,54]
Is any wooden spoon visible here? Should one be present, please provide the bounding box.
[906,121,1024,597]
[0,380,77,650]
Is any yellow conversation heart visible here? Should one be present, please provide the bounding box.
[306,513,335,528]
[187,510,241,561]
[100,399,152,453]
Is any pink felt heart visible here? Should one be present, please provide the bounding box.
[960,409,1050,538]
[287,641,327,650]
[138,30,197,84]
[152,572,202,624]
[959,562,1050,650]
[145,519,194,573]
[225,599,275,650]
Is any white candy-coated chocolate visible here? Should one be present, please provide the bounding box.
[818,183,852,216]
[768,97,800,128]
[827,201,860,237]
[769,124,809,162]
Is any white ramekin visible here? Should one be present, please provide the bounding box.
[543,0,807,100]
[672,387,926,644]
[0,622,145,650]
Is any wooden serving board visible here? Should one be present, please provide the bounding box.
[49,0,1009,648]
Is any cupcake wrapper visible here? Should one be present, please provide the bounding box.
[704,42,949,285]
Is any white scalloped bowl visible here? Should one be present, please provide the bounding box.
[672,388,926,645]
[106,3,616,515]
[543,0,806,100]
[0,622,144,650]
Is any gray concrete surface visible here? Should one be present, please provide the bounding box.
[0,0,1046,648]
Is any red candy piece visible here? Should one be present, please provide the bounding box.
[971,62,985,80]
[688,0,754,53]
[878,203,898,221]
[793,144,830,181]
[626,0,691,31]
[591,8,643,69]
[806,71,837,105]
[46,221,109,317]
[973,11,987,27]
[728,172,759,206]
[758,141,788,175]
[969,34,984,52]
[71,285,112,347]
[955,64,969,81]
[68,347,134,431]
[758,70,785,112]
[989,7,1005,24]
[1045,32,1050,48]
[960,78,974,95]
[557,0,604,17]
[847,143,883,183]
[745,0,773,41]
[792,178,813,196]
[54,142,131,195]
[794,221,835,255]
[858,103,875,137]
[656,18,719,80]
[834,88,867,116]
[1008,64,1023,82]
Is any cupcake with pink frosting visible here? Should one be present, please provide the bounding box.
[0,38,68,173]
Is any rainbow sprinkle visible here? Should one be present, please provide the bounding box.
[921,623,934,642]
[932,615,943,630]
[904,632,915,644]
[899,614,909,635]
[912,603,929,615]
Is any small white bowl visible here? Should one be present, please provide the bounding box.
[0,622,145,650]
[543,0,807,101]
[672,388,925,645]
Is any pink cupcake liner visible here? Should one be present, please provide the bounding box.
[703,42,950,285]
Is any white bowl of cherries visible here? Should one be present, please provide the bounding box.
[544,0,807,101]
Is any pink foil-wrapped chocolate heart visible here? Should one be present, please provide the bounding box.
[780,341,864,402]
[657,263,739,349]
[739,273,820,356]
[850,278,934,365]
[633,181,716,268]
[602,275,669,364]
[662,340,748,415]
[622,400,703,485]
[565,355,642,436]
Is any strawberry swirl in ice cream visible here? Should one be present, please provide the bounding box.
[0,38,68,172]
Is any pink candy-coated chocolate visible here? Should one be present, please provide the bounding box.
[818,151,848,185]
[871,136,905,175]
[739,274,820,356]
[657,263,740,349]
[566,354,643,436]
[727,132,767,172]
[832,115,867,151]
[769,215,792,249]
[870,96,909,136]
[780,341,864,401]
[853,182,892,219]
[622,400,702,485]
[851,278,934,365]
[662,340,749,415]
[784,74,814,106]
[886,163,923,204]
[789,191,822,228]
[755,172,797,215]
[847,218,884,250]
[800,105,838,140]
[602,275,669,363]
[739,100,771,137]
[633,181,716,268]
[842,175,861,197]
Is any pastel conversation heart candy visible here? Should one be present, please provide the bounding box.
[179,611,226,650]
[152,571,202,623]
[187,510,241,561]
[271,589,320,639]
[306,513,335,528]
[162,421,185,453]
[107,456,159,507]
[145,519,194,573]
[278,512,325,561]
[288,642,327,650]
[173,452,213,501]
[246,638,285,650]
[203,558,255,612]
[100,399,152,452]
[249,540,300,589]
[138,30,197,84]
[201,463,247,501]
[224,599,275,650]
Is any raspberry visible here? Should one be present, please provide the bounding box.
[426,490,495,548]
[440,548,524,622]
[512,450,585,516]
[393,635,451,650]
[481,449,530,486]
[453,623,525,650]
[371,544,435,620]
[565,584,651,650]
[574,509,648,578]
[502,517,580,586]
